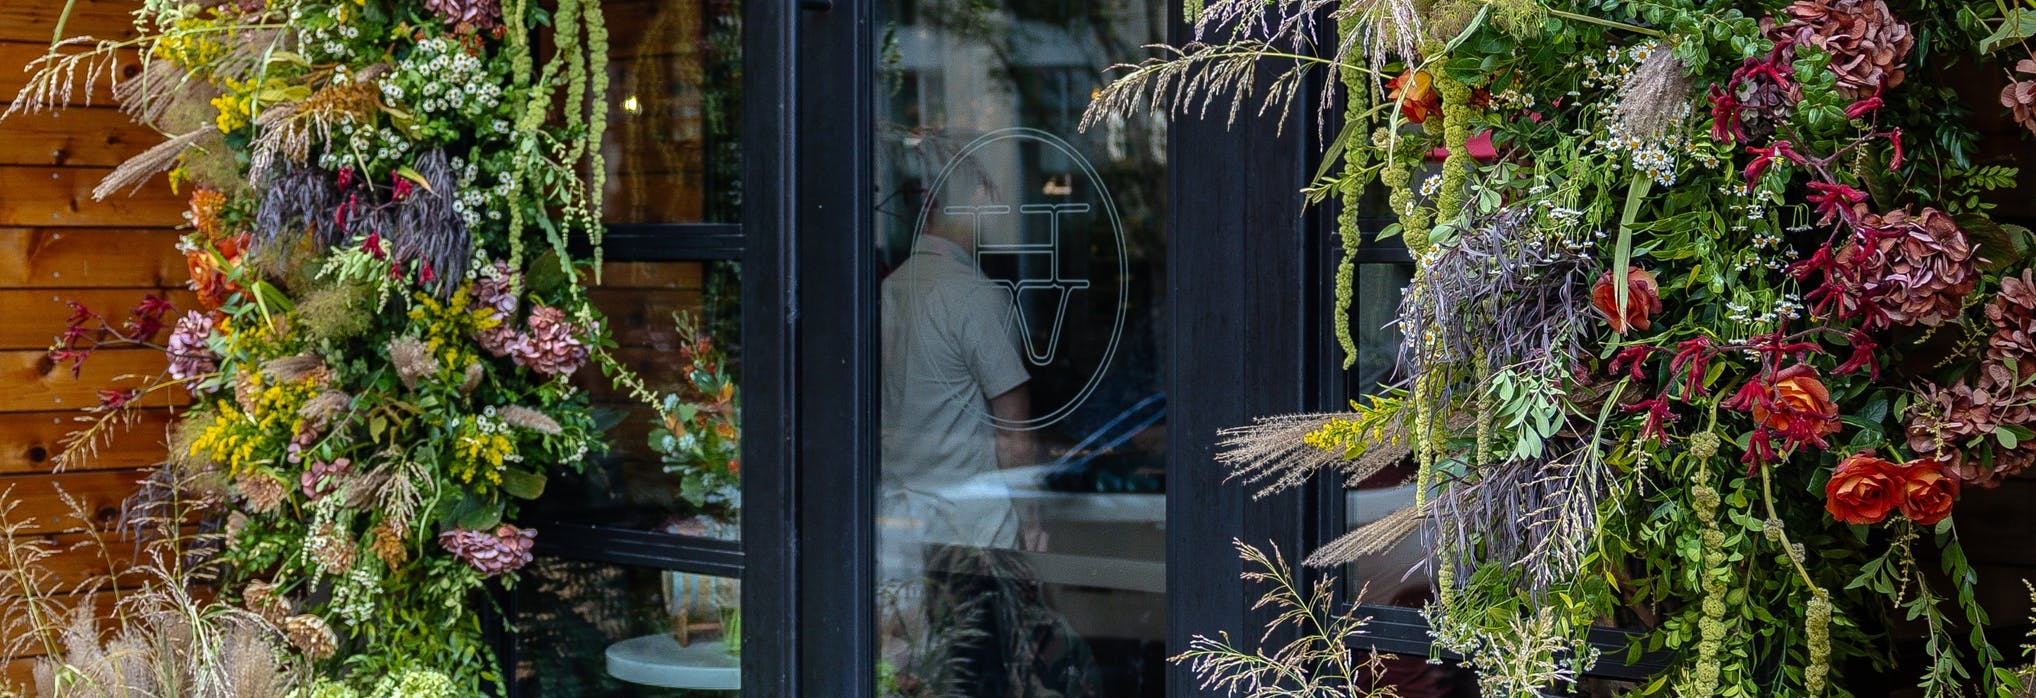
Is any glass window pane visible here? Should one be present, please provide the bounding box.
[873,2,1169,694]
[513,558,741,695]
[600,0,742,224]
[534,260,742,537]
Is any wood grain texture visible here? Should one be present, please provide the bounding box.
[0,41,142,104]
[0,108,158,168]
[0,228,186,289]
[0,288,198,349]
[0,0,144,44]
[595,260,705,289]
[587,287,704,349]
[0,166,183,228]
[0,469,149,535]
[0,409,173,474]
[0,349,185,414]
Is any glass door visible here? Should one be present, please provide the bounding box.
[870,1,1169,694]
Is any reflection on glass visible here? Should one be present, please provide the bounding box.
[514,558,740,696]
[600,0,742,224]
[539,259,743,535]
[875,1,1167,695]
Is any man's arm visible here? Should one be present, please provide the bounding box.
[988,385,1036,469]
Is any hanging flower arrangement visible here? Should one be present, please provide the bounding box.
[1093,0,2036,694]
[7,0,633,691]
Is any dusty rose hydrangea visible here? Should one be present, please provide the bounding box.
[438,524,537,576]
[166,311,219,384]
[301,457,353,500]
[423,0,501,29]
[471,261,521,357]
[511,305,588,377]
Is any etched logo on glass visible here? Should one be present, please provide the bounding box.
[910,128,1127,431]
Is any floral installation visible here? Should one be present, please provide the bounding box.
[2,0,650,690]
[1092,0,2036,694]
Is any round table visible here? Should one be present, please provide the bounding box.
[604,634,739,690]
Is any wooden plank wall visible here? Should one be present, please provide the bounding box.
[0,1,182,687]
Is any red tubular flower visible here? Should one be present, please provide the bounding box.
[1743,427,1777,470]
[1833,328,1880,379]
[1846,85,1885,119]
[1709,84,1746,143]
[1804,182,1866,226]
[1743,140,1803,182]
[1887,128,1904,170]
[125,293,173,341]
[1626,397,1675,444]
[96,389,137,410]
[1610,345,1655,381]
[1668,336,1713,398]
[364,231,386,260]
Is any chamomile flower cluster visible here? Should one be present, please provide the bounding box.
[292,3,368,63]
[318,116,415,174]
[382,37,512,143]
[1725,292,1806,326]
[451,156,516,229]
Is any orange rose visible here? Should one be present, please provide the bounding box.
[1896,459,1958,525]
[187,231,251,310]
[1825,451,1903,524]
[1388,70,1442,124]
[1591,266,1664,335]
[1749,364,1842,444]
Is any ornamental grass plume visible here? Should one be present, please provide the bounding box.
[1613,46,1693,140]
[387,335,438,389]
[497,405,563,435]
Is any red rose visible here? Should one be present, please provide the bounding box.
[1591,266,1664,335]
[1748,364,1843,446]
[1896,459,1958,525]
[1825,451,1904,525]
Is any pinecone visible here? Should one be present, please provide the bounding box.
[243,579,292,624]
[1853,207,1976,328]
[1987,269,2036,364]
[1769,0,1914,99]
[281,614,338,660]
[237,471,288,514]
